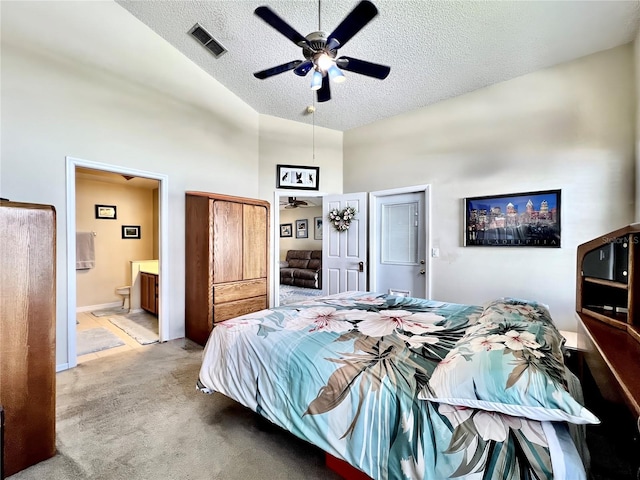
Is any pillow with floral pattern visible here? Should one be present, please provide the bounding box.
[418,308,599,425]
[482,297,554,325]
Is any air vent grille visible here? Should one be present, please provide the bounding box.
[189,23,227,59]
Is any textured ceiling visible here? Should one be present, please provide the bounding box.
[116,0,640,132]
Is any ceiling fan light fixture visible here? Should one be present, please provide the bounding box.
[315,52,334,72]
[328,64,346,83]
[310,70,323,90]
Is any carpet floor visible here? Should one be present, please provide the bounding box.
[76,327,125,356]
[279,285,324,305]
[8,340,341,480]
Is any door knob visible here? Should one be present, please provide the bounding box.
[358,261,364,272]
[419,269,425,275]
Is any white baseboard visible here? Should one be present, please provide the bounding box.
[76,301,122,313]
[56,363,70,372]
[128,308,144,314]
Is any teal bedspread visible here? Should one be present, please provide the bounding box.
[198,292,585,480]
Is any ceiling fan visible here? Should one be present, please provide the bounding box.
[281,197,314,209]
[253,0,391,103]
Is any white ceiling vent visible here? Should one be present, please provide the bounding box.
[189,23,227,58]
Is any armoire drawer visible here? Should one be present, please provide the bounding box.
[213,278,267,304]
[213,296,267,323]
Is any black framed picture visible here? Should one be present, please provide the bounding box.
[280,223,292,238]
[121,225,141,239]
[276,164,319,191]
[464,189,561,247]
[296,219,308,239]
[95,204,117,219]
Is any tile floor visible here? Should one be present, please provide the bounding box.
[76,310,153,364]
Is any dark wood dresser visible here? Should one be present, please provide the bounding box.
[0,200,57,476]
[575,223,640,434]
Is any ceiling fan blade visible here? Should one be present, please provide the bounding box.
[254,60,303,79]
[254,6,309,47]
[336,56,390,79]
[316,75,331,103]
[293,61,314,77]
[327,0,378,50]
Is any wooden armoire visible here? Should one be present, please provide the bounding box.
[0,200,56,477]
[185,192,270,345]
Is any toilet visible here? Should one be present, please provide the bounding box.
[115,286,131,310]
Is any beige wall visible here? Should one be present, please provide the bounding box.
[152,188,159,259]
[258,114,343,201]
[344,45,637,331]
[76,178,156,307]
[1,1,260,368]
[279,206,323,260]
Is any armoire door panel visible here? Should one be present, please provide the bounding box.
[243,204,268,280]
[212,200,243,283]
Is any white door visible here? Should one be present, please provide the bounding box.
[322,193,368,294]
[371,187,430,298]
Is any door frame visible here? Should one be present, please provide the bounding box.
[272,190,326,307]
[369,185,432,299]
[65,156,169,370]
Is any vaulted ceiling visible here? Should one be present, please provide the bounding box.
[118,1,640,132]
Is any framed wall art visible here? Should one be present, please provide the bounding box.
[296,219,308,239]
[276,164,319,191]
[121,225,141,239]
[314,216,323,240]
[95,204,117,219]
[464,189,561,247]
[280,223,292,238]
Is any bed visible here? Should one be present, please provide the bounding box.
[197,291,596,480]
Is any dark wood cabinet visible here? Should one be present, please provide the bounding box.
[140,272,158,315]
[0,200,56,477]
[185,192,270,345]
[576,223,640,426]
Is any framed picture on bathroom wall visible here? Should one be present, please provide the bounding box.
[121,225,140,239]
[95,204,117,219]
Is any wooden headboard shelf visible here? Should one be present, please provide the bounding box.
[576,223,640,424]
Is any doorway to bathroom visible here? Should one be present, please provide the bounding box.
[66,157,169,369]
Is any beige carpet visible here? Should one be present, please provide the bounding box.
[8,339,341,480]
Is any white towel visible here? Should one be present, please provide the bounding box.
[76,232,95,269]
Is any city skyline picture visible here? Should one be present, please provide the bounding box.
[464,189,561,247]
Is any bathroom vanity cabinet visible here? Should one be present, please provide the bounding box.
[185,192,270,345]
[140,272,158,315]
[0,200,56,476]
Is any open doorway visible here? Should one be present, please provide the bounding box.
[65,156,169,370]
[273,191,326,307]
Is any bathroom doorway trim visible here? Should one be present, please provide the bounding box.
[65,156,169,369]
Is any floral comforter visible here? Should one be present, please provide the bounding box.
[197,292,585,480]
